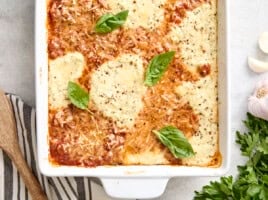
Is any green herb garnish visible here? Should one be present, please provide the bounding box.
[194,113,268,200]
[153,126,195,159]
[67,81,89,110]
[144,51,175,86]
[94,10,129,34]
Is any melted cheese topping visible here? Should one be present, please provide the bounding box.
[167,1,217,71]
[176,77,218,165]
[90,54,147,129]
[48,52,85,109]
[107,0,166,30]
[172,2,218,165]
[124,151,168,165]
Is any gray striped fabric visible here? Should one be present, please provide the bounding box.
[0,94,111,200]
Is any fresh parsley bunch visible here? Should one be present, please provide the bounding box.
[194,113,268,200]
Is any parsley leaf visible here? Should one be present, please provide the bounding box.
[67,81,89,110]
[94,10,129,34]
[153,126,195,159]
[194,177,234,200]
[194,113,268,200]
[236,130,259,157]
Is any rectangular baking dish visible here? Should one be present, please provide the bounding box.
[35,0,230,199]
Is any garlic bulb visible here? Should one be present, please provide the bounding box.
[248,79,268,121]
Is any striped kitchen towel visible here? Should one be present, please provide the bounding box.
[0,94,113,200]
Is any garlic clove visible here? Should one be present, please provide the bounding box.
[259,32,268,54]
[248,56,268,73]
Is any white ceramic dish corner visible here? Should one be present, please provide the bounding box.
[35,0,230,199]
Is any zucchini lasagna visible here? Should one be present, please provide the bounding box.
[47,0,220,167]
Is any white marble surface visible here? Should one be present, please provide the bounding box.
[0,0,268,199]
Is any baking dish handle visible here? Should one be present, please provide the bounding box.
[101,178,169,199]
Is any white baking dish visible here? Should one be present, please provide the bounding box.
[35,0,230,199]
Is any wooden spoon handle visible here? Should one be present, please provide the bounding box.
[6,146,48,200]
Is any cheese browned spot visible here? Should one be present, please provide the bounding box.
[49,52,85,109]
[107,0,166,30]
[168,1,217,72]
[176,76,218,166]
[90,54,147,129]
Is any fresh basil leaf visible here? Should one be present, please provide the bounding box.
[153,126,195,159]
[94,10,129,34]
[144,51,175,86]
[67,81,89,110]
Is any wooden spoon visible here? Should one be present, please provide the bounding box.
[0,90,48,200]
